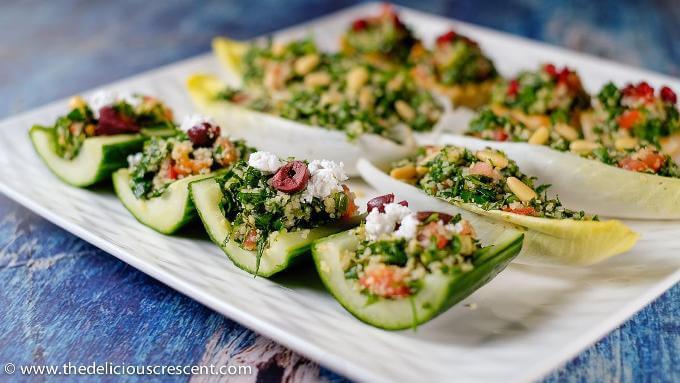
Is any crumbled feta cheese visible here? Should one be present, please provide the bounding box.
[127,152,143,169]
[301,160,348,202]
[365,202,417,240]
[180,114,215,132]
[248,151,283,174]
[89,90,118,116]
[89,89,142,117]
[394,213,419,240]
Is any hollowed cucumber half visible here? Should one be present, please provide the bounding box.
[189,176,359,277]
[113,168,215,234]
[29,125,145,187]
[312,229,524,330]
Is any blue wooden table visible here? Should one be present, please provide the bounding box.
[1,1,678,381]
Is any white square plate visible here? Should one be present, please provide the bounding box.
[0,3,678,382]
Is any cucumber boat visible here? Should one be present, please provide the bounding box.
[358,145,639,266]
[29,91,176,187]
[113,115,254,234]
[313,195,523,330]
[190,151,360,277]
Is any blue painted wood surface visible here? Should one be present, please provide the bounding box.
[0,1,678,382]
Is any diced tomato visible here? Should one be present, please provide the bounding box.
[243,229,258,251]
[618,158,648,172]
[418,222,449,249]
[507,79,519,97]
[493,128,509,142]
[168,165,178,180]
[359,264,411,299]
[352,18,368,31]
[543,63,557,77]
[436,30,457,46]
[617,109,641,130]
[342,185,358,219]
[636,81,654,98]
[502,205,537,216]
[660,86,677,104]
[639,148,665,172]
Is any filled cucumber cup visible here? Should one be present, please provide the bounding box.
[30,90,176,187]
[453,82,680,219]
[358,145,639,266]
[190,151,360,277]
[113,115,254,234]
[313,195,523,330]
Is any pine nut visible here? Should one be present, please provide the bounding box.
[506,177,537,202]
[528,126,550,145]
[294,54,320,75]
[395,100,415,121]
[390,165,417,180]
[346,67,369,94]
[554,123,580,141]
[304,71,331,87]
[476,149,509,169]
[615,137,638,150]
[570,140,600,153]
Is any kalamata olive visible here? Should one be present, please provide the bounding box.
[271,161,310,193]
[416,211,454,224]
[366,194,408,213]
[95,106,139,135]
[660,86,677,104]
[188,122,221,147]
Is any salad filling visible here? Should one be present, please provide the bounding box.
[410,29,497,108]
[345,195,478,300]
[490,64,590,129]
[466,109,680,178]
[55,91,175,160]
[340,4,418,64]
[127,116,253,199]
[582,82,679,156]
[216,38,443,140]
[217,151,358,269]
[389,145,592,219]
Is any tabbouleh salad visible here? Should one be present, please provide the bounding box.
[343,195,478,299]
[389,145,592,219]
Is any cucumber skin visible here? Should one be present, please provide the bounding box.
[29,125,145,187]
[312,231,523,330]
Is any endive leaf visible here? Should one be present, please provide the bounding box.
[357,158,639,266]
[426,134,680,220]
[186,74,418,176]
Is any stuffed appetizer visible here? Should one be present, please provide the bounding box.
[190,36,445,174]
[460,93,680,218]
[313,194,523,330]
[581,82,679,161]
[357,146,638,265]
[189,151,360,277]
[112,115,254,234]
[410,29,498,109]
[29,90,176,187]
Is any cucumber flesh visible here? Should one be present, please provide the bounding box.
[113,168,214,234]
[29,125,145,187]
[312,230,523,330]
[189,176,358,277]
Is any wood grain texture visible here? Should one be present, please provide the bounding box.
[0,1,678,382]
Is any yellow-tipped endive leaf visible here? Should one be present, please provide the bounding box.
[212,37,248,86]
[356,158,639,266]
[424,134,680,220]
[185,74,418,176]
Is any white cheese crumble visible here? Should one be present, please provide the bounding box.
[89,89,141,117]
[301,160,348,203]
[394,213,419,240]
[365,202,418,240]
[180,114,215,132]
[126,152,143,169]
[248,151,283,174]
